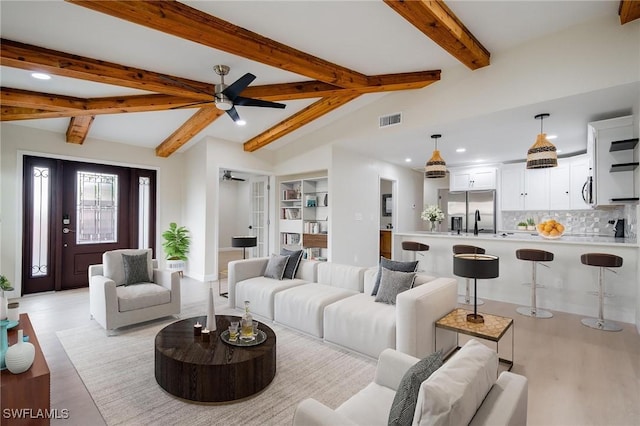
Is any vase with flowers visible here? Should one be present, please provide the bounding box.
[421,205,444,232]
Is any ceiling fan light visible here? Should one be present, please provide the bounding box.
[425,134,446,178]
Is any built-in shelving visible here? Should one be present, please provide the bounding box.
[609,138,638,152]
[609,162,639,172]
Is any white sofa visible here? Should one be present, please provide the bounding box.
[228,258,458,359]
[293,339,528,426]
[88,249,180,334]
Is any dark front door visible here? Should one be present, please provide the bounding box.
[22,156,156,294]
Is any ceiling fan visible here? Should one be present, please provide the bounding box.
[168,65,286,123]
[222,170,245,182]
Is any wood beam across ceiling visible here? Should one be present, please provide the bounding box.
[156,107,226,157]
[67,0,370,89]
[66,116,95,144]
[244,94,361,152]
[619,0,640,24]
[383,0,490,70]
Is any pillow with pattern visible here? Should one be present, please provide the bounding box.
[122,253,152,285]
[375,267,416,305]
[372,257,418,296]
[264,254,290,280]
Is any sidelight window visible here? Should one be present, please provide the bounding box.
[138,176,151,249]
[76,171,118,244]
[31,167,50,277]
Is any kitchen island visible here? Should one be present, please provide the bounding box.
[394,231,638,327]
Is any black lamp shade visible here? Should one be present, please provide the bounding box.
[453,254,499,279]
[232,236,257,248]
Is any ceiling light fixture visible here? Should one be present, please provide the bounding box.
[526,113,557,169]
[405,158,412,163]
[236,119,246,126]
[425,134,446,178]
[31,72,51,80]
[456,148,466,153]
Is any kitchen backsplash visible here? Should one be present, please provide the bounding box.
[501,205,637,239]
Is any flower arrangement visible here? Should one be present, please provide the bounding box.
[421,205,444,222]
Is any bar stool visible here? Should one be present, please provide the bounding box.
[401,241,429,270]
[515,249,554,318]
[580,253,623,331]
[453,245,485,306]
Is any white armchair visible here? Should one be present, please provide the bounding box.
[293,340,528,426]
[88,249,180,334]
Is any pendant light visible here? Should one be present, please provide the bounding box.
[425,134,446,178]
[526,113,557,169]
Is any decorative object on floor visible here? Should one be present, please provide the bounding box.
[162,222,191,276]
[0,274,14,320]
[421,205,444,232]
[580,253,623,331]
[56,305,375,425]
[526,113,557,169]
[453,253,499,323]
[425,134,447,178]
[232,235,258,259]
[5,329,35,374]
[206,282,216,332]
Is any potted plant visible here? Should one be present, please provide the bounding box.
[162,223,191,276]
[517,221,527,231]
[0,275,14,320]
[526,218,536,231]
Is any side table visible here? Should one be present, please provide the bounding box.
[435,308,514,371]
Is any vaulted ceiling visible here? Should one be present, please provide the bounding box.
[1,1,638,160]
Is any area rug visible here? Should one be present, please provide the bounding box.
[57,305,376,426]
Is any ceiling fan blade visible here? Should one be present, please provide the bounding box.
[234,96,286,109]
[226,106,241,122]
[223,73,256,100]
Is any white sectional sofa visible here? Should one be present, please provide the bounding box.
[293,339,528,426]
[227,258,458,359]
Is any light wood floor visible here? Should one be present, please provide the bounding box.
[10,274,640,426]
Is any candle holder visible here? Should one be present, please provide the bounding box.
[194,321,202,337]
[201,328,210,342]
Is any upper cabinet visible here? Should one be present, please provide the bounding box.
[587,115,639,206]
[449,166,497,191]
[500,156,590,211]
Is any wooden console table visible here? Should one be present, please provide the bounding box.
[1,313,51,425]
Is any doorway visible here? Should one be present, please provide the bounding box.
[379,178,395,260]
[22,156,156,294]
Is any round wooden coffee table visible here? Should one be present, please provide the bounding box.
[154,315,276,402]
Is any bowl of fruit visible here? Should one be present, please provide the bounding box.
[536,219,565,239]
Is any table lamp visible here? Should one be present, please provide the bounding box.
[231,236,257,259]
[453,253,499,323]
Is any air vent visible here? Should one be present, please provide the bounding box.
[379,112,402,128]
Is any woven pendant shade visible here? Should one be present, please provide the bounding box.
[526,114,557,169]
[425,134,446,178]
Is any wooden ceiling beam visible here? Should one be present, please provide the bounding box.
[1,107,55,121]
[1,39,215,101]
[244,94,361,152]
[1,87,86,111]
[66,116,95,144]
[66,0,370,88]
[619,0,640,24]
[156,107,226,157]
[383,0,490,70]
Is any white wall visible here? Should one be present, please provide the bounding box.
[0,123,184,297]
[331,146,423,267]
[218,179,251,250]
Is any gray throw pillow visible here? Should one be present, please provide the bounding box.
[280,248,304,279]
[264,254,290,280]
[122,253,151,285]
[372,257,418,296]
[388,351,443,426]
[375,267,416,305]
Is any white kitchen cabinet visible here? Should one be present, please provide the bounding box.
[549,163,570,210]
[568,156,591,210]
[449,167,497,191]
[500,163,549,210]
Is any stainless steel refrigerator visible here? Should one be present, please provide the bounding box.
[437,189,496,233]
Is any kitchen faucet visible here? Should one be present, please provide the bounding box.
[474,209,481,236]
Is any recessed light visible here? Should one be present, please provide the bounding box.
[546,134,558,140]
[556,149,562,154]
[236,120,246,126]
[31,72,51,80]
[456,148,466,153]
[405,158,412,162]
[473,159,484,163]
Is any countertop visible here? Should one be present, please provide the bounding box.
[394,230,638,247]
